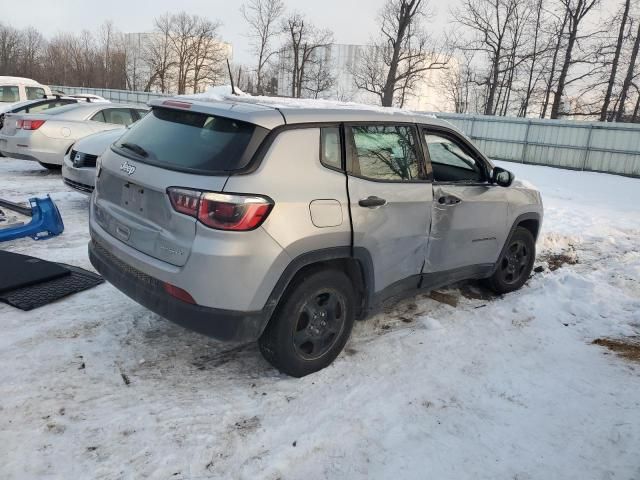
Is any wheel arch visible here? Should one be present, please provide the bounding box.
[492,212,541,275]
[261,247,375,335]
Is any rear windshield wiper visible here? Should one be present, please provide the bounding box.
[119,142,148,158]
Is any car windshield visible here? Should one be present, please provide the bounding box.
[113,107,266,173]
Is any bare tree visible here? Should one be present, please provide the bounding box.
[518,0,548,117]
[353,0,450,107]
[600,0,632,121]
[0,23,22,75]
[281,13,333,98]
[302,48,335,98]
[190,18,226,93]
[550,0,601,119]
[440,51,476,113]
[144,15,175,93]
[456,0,520,115]
[18,28,44,79]
[615,17,640,121]
[241,0,285,95]
[541,8,570,118]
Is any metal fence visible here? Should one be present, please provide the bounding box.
[430,113,640,178]
[50,85,170,105]
[51,85,640,177]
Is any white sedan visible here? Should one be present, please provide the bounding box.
[0,103,147,169]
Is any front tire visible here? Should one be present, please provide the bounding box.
[486,227,536,294]
[259,269,356,377]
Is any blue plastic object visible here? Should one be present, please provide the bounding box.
[0,196,64,242]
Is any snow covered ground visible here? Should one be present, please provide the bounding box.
[0,158,638,480]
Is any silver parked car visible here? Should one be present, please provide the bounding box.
[89,98,543,377]
[62,128,125,194]
[0,103,148,169]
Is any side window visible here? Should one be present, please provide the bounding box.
[424,131,486,183]
[320,127,342,169]
[91,111,106,123]
[25,87,46,100]
[102,108,136,126]
[350,125,422,181]
[0,86,19,102]
[134,109,149,120]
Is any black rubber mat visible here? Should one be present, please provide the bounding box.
[0,250,70,293]
[0,264,104,311]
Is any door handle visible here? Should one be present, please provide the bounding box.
[438,195,462,206]
[358,196,387,208]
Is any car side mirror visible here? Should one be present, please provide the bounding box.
[492,166,514,187]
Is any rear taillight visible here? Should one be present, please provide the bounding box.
[168,188,201,216]
[167,187,273,231]
[17,119,46,130]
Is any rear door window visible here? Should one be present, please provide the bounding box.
[0,86,19,103]
[113,107,267,173]
[25,87,46,100]
[101,108,136,126]
[348,125,424,181]
[91,110,106,123]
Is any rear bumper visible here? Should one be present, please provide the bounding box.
[89,238,270,342]
[0,133,67,165]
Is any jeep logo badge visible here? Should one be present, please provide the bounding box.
[120,161,136,176]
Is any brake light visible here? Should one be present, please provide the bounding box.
[162,100,192,109]
[18,119,46,130]
[167,187,273,231]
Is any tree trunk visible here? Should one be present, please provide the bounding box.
[485,49,502,115]
[615,21,640,121]
[600,0,631,121]
[551,11,579,119]
[522,0,543,118]
[381,1,413,107]
[541,11,568,118]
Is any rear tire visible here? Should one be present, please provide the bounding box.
[38,162,61,170]
[486,227,536,294]
[259,269,356,377]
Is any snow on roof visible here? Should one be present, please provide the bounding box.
[0,76,45,86]
[181,85,436,118]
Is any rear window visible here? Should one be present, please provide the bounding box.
[113,107,267,173]
[25,87,46,100]
[40,103,82,116]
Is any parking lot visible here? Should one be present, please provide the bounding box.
[1,157,639,479]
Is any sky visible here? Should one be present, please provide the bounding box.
[2,0,453,64]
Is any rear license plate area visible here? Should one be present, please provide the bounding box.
[121,182,146,213]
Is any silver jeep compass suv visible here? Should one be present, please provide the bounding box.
[89,98,543,377]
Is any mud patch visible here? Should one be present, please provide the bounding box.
[539,247,578,272]
[459,283,499,301]
[592,337,640,362]
[429,291,458,308]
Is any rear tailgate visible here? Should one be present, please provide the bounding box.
[94,147,228,267]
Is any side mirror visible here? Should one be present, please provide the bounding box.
[492,166,514,187]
